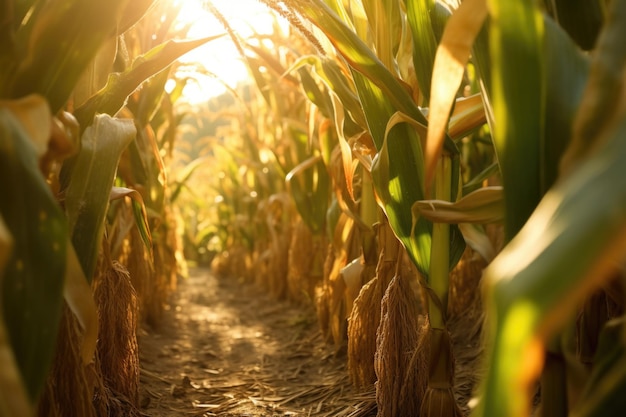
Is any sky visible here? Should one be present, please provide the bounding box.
[170,0,287,103]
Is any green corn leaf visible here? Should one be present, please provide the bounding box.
[297,0,465,277]
[0,106,67,401]
[571,317,626,417]
[320,60,367,128]
[74,35,224,129]
[473,6,589,240]
[0,219,33,417]
[295,0,428,126]
[128,66,172,128]
[560,0,625,176]
[488,0,545,241]
[286,154,330,234]
[406,0,440,103]
[286,55,365,131]
[548,0,603,51]
[541,16,590,189]
[7,0,129,112]
[474,116,626,417]
[65,115,136,282]
[297,65,333,120]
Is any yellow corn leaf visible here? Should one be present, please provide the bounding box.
[415,186,504,224]
[448,93,487,139]
[63,240,98,365]
[328,89,358,201]
[425,0,488,189]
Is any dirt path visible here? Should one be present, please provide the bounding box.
[138,268,372,417]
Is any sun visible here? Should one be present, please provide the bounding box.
[168,0,288,104]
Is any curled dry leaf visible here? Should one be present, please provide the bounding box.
[415,186,504,224]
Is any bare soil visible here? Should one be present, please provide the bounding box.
[138,268,371,417]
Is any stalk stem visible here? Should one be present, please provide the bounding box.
[428,155,452,330]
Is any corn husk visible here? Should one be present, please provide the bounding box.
[92,259,140,415]
[287,219,324,302]
[374,270,422,417]
[36,306,100,417]
[348,222,397,389]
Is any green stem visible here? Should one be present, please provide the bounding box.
[428,155,452,330]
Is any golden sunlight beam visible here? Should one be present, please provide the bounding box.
[169,0,288,104]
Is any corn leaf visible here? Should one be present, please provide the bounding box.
[297,0,465,277]
[286,155,330,234]
[74,35,224,129]
[0,214,33,417]
[560,0,625,176]
[415,186,503,224]
[117,0,158,35]
[405,0,440,103]
[7,0,128,112]
[448,93,487,139]
[540,16,590,190]
[110,187,153,255]
[361,0,402,71]
[0,107,67,401]
[425,0,487,187]
[65,115,136,282]
[548,0,603,51]
[571,317,626,417]
[475,116,626,417]
[127,65,172,128]
[487,0,545,241]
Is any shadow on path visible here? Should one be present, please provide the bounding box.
[139,268,368,416]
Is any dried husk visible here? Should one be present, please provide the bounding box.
[92,259,140,416]
[269,231,291,299]
[348,223,398,390]
[316,243,336,342]
[36,305,102,417]
[287,218,326,303]
[124,226,153,324]
[374,270,422,417]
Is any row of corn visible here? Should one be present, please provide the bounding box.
[203,0,626,416]
[0,1,228,416]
